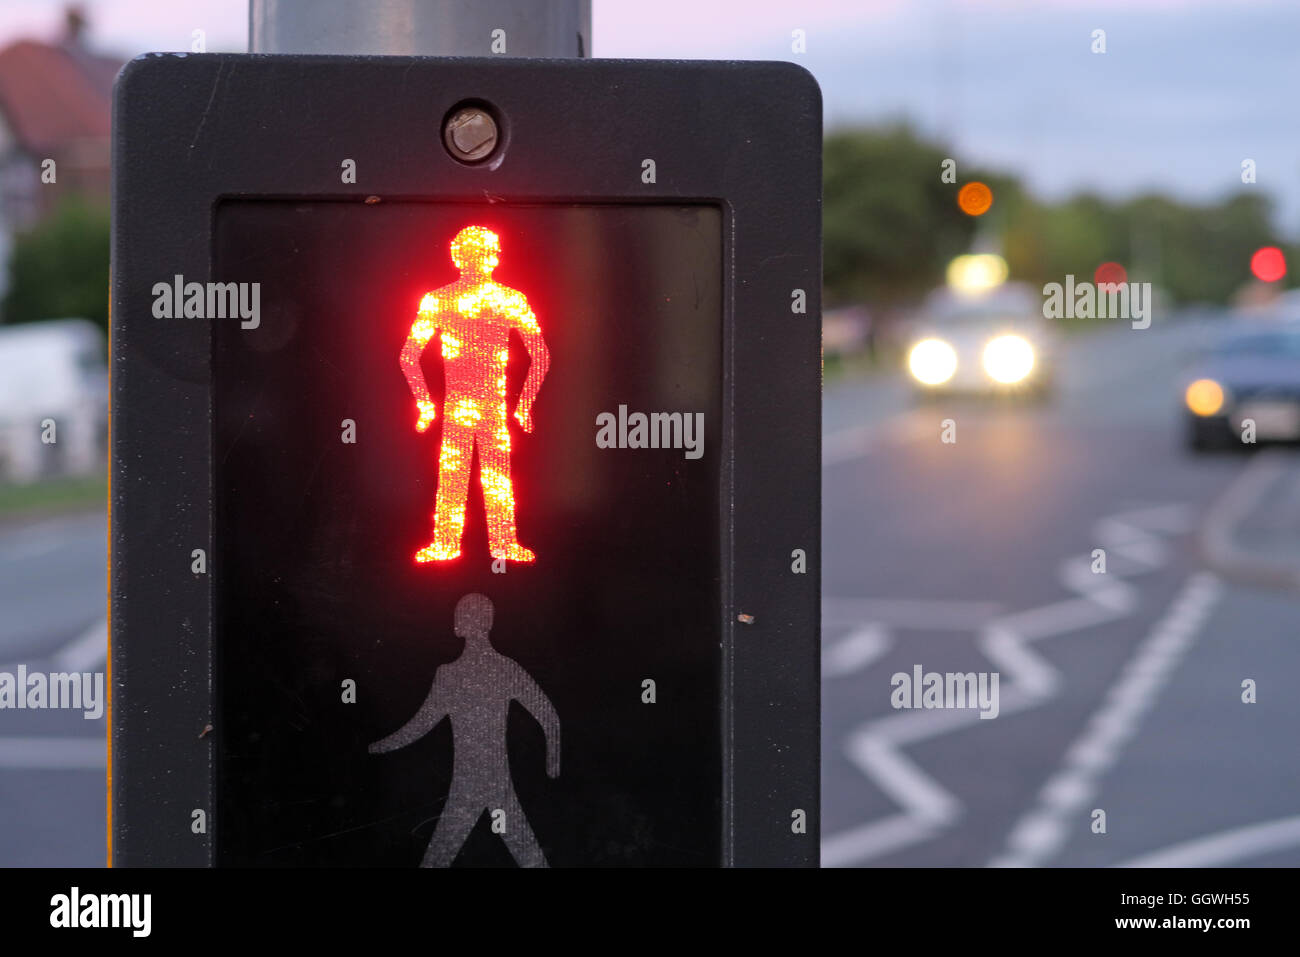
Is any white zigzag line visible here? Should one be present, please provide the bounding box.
[821,503,1191,867]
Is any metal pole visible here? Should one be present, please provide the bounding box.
[250,0,590,57]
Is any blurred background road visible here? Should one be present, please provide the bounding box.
[822,312,1300,867]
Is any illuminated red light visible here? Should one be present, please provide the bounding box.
[1094,261,1126,290]
[1251,246,1286,283]
[400,226,550,563]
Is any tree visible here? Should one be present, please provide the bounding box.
[823,125,976,306]
[2,197,110,332]
[825,123,1291,309]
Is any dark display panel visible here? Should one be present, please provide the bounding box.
[213,202,723,866]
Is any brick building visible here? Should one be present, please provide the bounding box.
[0,6,120,295]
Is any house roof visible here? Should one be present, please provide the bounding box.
[0,39,121,154]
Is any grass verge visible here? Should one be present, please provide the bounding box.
[0,474,107,519]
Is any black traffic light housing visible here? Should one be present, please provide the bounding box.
[111,54,821,866]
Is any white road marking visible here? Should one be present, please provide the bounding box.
[989,572,1222,868]
[1200,449,1300,588]
[822,625,892,679]
[991,594,1124,643]
[822,503,1187,866]
[1059,558,1137,613]
[823,598,1002,630]
[845,722,962,823]
[0,618,107,675]
[0,736,105,770]
[981,624,1059,698]
[1116,814,1300,868]
[1114,502,1193,535]
[0,621,110,774]
[822,813,944,868]
[53,619,107,673]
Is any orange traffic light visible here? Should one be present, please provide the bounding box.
[958,181,993,217]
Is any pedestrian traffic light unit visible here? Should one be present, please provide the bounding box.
[110,54,821,867]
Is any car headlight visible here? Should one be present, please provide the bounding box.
[1185,378,1226,417]
[909,338,957,385]
[983,334,1035,383]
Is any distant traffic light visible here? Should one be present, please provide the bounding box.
[1094,261,1127,290]
[958,181,994,216]
[1251,246,1286,283]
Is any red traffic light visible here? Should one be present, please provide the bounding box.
[1251,246,1286,283]
[1094,261,1127,290]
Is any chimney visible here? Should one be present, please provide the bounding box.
[63,4,88,49]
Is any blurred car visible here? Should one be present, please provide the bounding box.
[1231,285,1300,323]
[0,318,108,482]
[905,283,1057,398]
[1183,324,1300,451]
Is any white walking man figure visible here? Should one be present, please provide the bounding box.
[369,593,560,867]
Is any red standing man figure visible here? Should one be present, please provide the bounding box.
[401,226,550,563]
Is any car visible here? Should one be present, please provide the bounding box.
[1183,324,1300,451]
[905,283,1057,399]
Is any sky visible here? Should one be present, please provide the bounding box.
[3,0,1297,235]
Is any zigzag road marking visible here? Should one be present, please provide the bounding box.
[0,620,109,772]
[989,572,1222,868]
[822,600,1004,679]
[821,503,1192,867]
[0,618,107,676]
[823,624,892,679]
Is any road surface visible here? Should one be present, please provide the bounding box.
[0,510,106,867]
[822,314,1300,867]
